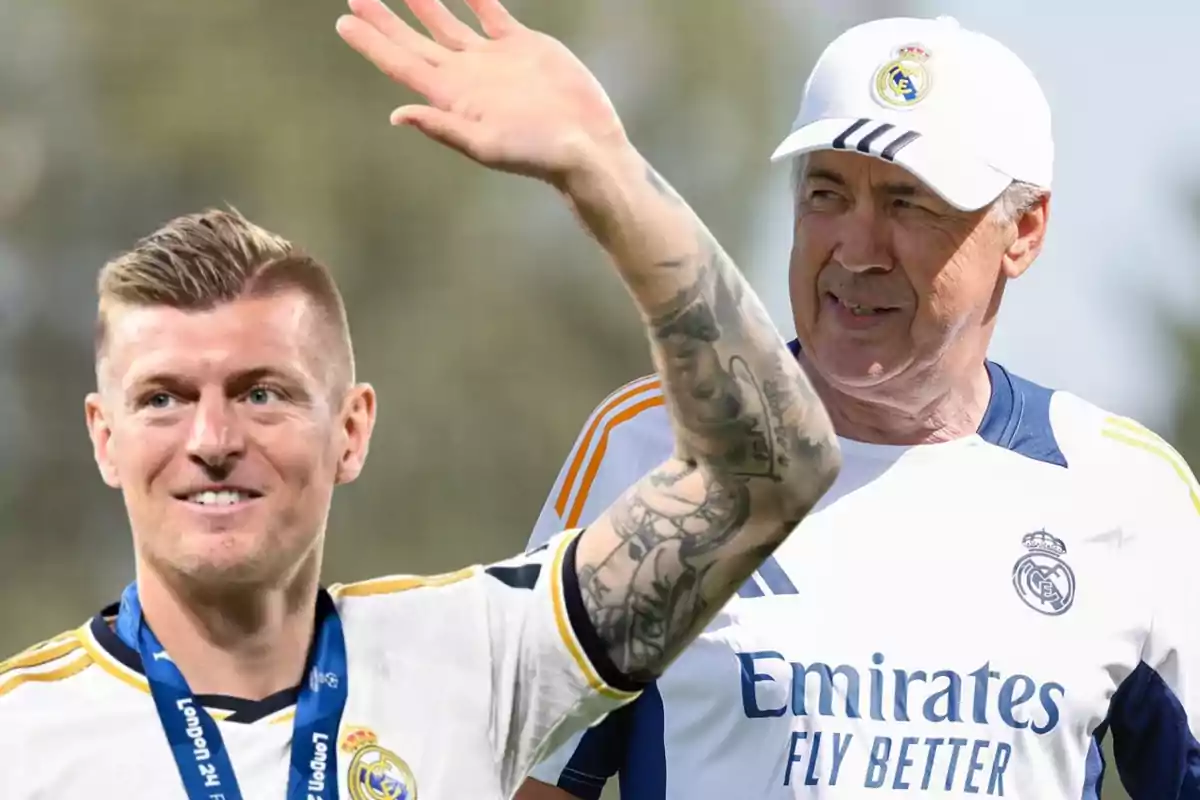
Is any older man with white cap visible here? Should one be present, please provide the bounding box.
[517,15,1200,800]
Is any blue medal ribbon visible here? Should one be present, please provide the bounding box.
[115,583,349,800]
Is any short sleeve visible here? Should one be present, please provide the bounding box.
[517,377,674,795]
[1101,424,1200,797]
[483,529,646,796]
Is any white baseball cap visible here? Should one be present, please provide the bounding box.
[770,16,1053,211]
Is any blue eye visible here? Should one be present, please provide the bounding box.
[146,393,175,409]
[245,386,280,405]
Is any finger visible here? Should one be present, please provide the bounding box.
[462,0,524,38]
[403,0,483,50]
[348,0,447,65]
[391,105,488,163]
[336,16,448,107]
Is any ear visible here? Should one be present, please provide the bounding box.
[1001,193,1050,280]
[85,392,121,488]
[334,383,377,486]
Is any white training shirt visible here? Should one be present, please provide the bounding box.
[0,529,644,799]
[526,350,1200,799]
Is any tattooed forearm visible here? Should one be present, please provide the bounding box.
[646,254,781,477]
[577,462,756,682]
[567,150,841,680]
[578,249,834,677]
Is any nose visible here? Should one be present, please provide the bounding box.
[832,205,894,275]
[185,393,245,474]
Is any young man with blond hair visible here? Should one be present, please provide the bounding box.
[0,0,841,797]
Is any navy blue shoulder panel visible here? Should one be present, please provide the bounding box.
[978,360,1068,468]
[787,339,1066,468]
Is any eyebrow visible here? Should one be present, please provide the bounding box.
[126,367,308,397]
[125,373,192,398]
[804,167,931,198]
[805,167,847,186]
[231,366,299,384]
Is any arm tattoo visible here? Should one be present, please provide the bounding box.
[578,463,758,682]
[578,172,838,680]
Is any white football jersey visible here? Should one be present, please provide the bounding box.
[525,355,1200,799]
[0,529,643,799]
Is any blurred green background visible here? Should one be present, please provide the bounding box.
[2,1,1197,798]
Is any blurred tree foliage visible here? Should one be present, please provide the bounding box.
[0,2,1147,797]
[0,0,858,652]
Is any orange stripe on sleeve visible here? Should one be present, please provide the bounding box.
[565,395,667,529]
[554,378,661,518]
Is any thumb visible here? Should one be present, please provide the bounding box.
[390,105,485,162]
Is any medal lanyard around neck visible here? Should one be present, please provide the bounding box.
[115,584,349,800]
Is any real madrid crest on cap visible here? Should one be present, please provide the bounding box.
[873,43,932,108]
[341,726,418,799]
[1011,531,1075,616]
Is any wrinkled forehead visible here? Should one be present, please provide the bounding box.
[800,149,937,196]
[98,294,327,395]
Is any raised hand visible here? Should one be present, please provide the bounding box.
[337,0,839,716]
[336,0,630,184]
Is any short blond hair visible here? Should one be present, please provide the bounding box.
[96,207,354,386]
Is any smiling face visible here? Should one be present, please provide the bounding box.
[788,149,1044,402]
[85,208,375,591]
[87,291,376,589]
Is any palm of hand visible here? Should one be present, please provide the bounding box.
[337,0,628,182]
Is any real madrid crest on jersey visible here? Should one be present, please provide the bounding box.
[1012,531,1076,616]
[340,727,417,800]
[873,44,932,107]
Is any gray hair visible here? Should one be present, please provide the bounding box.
[788,154,1047,223]
[989,180,1047,224]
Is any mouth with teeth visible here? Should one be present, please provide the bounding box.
[175,488,263,507]
[827,292,900,318]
